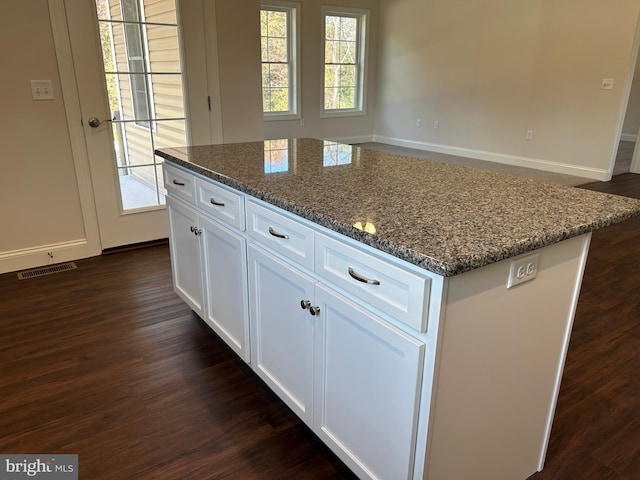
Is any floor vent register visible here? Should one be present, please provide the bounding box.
[17,262,77,280]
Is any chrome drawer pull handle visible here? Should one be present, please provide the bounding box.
[348,267,380,286]
[268,226,289,239]
[210,197,225,207]
[172,179,185,186]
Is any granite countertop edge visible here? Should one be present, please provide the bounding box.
[157,150,640,277]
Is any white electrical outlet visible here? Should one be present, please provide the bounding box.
[433,120,439,129]
[507,253,540,288]
[525,130,533,141]
[601,78,614,90]
[416,118,421,127]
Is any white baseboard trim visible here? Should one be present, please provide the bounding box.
[327,134,375,145]
[0,239,101,275]
[620,133,637,142]
[373,135,610,181]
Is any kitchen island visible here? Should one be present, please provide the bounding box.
[156,138,640,480]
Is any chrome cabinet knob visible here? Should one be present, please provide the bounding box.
[309,306,321,316]
[300,300,311,310]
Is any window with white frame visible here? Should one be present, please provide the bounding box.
[322,7,368,114]
[260,2,299,117]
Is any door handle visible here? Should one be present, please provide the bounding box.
[88,116,112,128]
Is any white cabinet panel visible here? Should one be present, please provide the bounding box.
[201,214,250,361]
[164,163,196,205]
[314,283,425,480]
[248,244,315,424]
[196,177,245,231]
[247,200,314,270]
[315,232,430,332]
[167,197,204,317]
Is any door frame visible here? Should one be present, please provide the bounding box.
[49,0,102,254]
[49,0,221,251]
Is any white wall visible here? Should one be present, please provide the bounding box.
[263,0,379,143]
[375,0,640,180]
[0,1,87,269]
[215,0,265,143]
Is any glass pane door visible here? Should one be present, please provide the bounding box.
[96,0,187,211]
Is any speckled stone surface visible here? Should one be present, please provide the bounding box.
[156,138,640,277]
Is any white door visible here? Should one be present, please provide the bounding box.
[201,214,250,362]
[313,283,425,480]
[62,0,206,248]
[247,244,315,424]
[166,197,205,317]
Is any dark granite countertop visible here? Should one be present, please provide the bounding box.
[155,138,640,277]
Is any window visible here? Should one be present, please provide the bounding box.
[260,2,299,118]
[322,7,368,115]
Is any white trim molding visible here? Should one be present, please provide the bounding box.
[373,135,610,181]
[0,240,96,275]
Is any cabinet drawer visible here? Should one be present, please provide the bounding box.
[196,177,245,231]
[315,232,430,332]
[164,163,196,205]
[246,201,314,270]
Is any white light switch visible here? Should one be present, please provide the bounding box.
[30,80,54,100]
[601,78,614,90]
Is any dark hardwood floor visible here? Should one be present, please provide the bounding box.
[1,174,638,479]
[0,243,356,479]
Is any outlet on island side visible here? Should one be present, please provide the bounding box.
[525,130,533,141]
[507,253,540,288]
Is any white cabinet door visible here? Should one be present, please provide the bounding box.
[200,215,250,362]
[314,283,426,480]
[248,245,315,424]
[167,198,205,317]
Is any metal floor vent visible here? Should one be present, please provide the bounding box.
[17,262,77,280]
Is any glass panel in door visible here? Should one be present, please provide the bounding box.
[96,0,187,211]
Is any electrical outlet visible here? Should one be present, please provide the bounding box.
[433,120,439,129]
[601,78,614,90]
[416,118,421,127]
[299,118,305,127]
[525,130,533,141]
[507,253,540,288]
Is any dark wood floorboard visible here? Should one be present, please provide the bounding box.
[0,244,356,479]
[528,174,640,480]
[1,173,639,479]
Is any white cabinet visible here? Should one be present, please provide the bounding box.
[248,240,426,480]
[166,165,433,480]
[200,214,250,361]
[166,193,250,361]
[313,283,425,480]
[247,244,315,423]
[167,197,205,318]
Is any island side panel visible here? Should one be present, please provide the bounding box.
[423,234,591,480]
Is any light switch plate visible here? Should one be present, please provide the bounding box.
[30,80,54,100]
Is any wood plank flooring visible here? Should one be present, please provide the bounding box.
[0,244,356,479]
[1,174,639,479]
